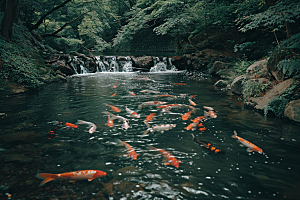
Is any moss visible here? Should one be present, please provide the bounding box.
[266,96,289,118]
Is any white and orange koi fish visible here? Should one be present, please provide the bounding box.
[232,131,263,154]
[128,91,136,96]
[143,121,176,135]
[103,111,130,130]
[36,170,107,186]
[138,101,167,109]
[77,120,98,133]
[116,139,140,160]
[125,107,140,118]
[105,104,121,112]
[149,145,181,168]
[188,99,196,106]
[182,110,193,120]
[105,116,114,127]
[203,106,217,118]
[140,89,160,94]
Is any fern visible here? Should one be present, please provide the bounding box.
[242,79,272,101]
[277,59,300,78]
[266,96,289,118]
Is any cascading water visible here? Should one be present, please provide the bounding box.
[69,55,180,76]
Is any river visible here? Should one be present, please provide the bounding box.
[0,72,299,200]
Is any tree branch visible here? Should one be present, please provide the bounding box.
[41,9,97,38]
[29,0,72,31]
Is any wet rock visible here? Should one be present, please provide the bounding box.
[284,99,300,123]
[231,75,246,95]
[246,58,270,78]
[210,61,228,74]
[214,80,229,88]
[0,131,42,144]
[171,56,189,70]
[4,154,33,163]
[131,56,154,70]
[250,78,294,110]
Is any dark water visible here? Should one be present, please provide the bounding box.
[0,72,300,200]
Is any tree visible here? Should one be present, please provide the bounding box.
[0,0,19,41]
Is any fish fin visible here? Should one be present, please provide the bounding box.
[114,139,124,146]
[164,163,170,166]
[88,178,94,181]
[239,144,244,147]
[179,161,182,163]
[36,173,55,187]
[142,130,149,135]
[247,148,253,152]
[232,130,238,138]
[69,180,78,183]
[144,121,151,128]
[137,154,140,157]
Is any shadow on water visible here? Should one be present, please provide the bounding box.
[0,72,300,199]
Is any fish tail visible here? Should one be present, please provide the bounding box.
[191,133,196,141]
[36,173,55,186]
[114,139,124,146]
[142,130,149,135]
[143,121,151,128]
[232,130,238,138]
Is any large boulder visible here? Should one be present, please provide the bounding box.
[131,56,154,70]
[231,75,246,95]
[246,58,270,78]
[284,99,300,123]
[250,78,294,110]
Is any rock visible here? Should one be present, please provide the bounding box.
[246,58,270,78]
[231,75,246,95]
[131,56,154,70]
[284,99,300,123]
[210,61,228,74]
[214,80,228,88]
[250,78,294,110]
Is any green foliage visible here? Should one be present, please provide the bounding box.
[281,77,300,101]
[234,42,256,53]
[265,96,289,117]
[54,37,83,52]
[242,79,272,101]
[237,0,300,33]
[216,60,254,82]
[277,59,300,78]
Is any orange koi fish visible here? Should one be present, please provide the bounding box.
[191,134,224,154]
[113,85,117,88]
[190,95,197,98]
[232,131,263,154]
[116,139,140,160]
[149,145,181,168]
[143,121,176,134]
[52,121,78,129]
[145,113,156,122]
[182,110,192,120]
[126,107,140,118]
[188,99,196,106]
[111,93,117,97]
[185,116,206,130]
[157,94,173,97]
[192,116,207,123]
[105,104,121,112]
[138,101,167,109]
[172,83,187,85]
[36,170,107,186]
[105,116,114,127]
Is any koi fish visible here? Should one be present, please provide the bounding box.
[145,113,156,122]
[149,145,181,168]
[157,104,195,110]
[185,116,206,130]
[192,116,207,123]
[103,111,130,130]
[182,110,192,120]
[47,129,57,139]
[191,134,224,154]
[133,77,156,82]
[105,116,114,127]
[140,89,160,94]
[143,121,176,134]
[157,94,173,97]
[188,99,196,106]
[52,121,78,129]
[116,139,140,160]
[126,107,140,118]
[232,131,263,153]
[190,95,197,98]
[77,120,98,133]
[36,170,107,186]
[172,83,187,85]
[105,104,121,112]
[129,91,136,96]
[111,93,117,97]
[203,106,217,118]
[138,101,167,109]
[113,85,117,88]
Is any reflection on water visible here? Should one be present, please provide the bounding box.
[0,73,300,199]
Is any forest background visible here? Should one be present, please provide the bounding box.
[0,0,300,120]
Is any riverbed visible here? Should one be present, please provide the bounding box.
[0,72,299,199]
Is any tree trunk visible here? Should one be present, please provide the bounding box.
[0,0,19,41]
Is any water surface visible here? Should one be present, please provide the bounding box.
[0,72,299,199]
